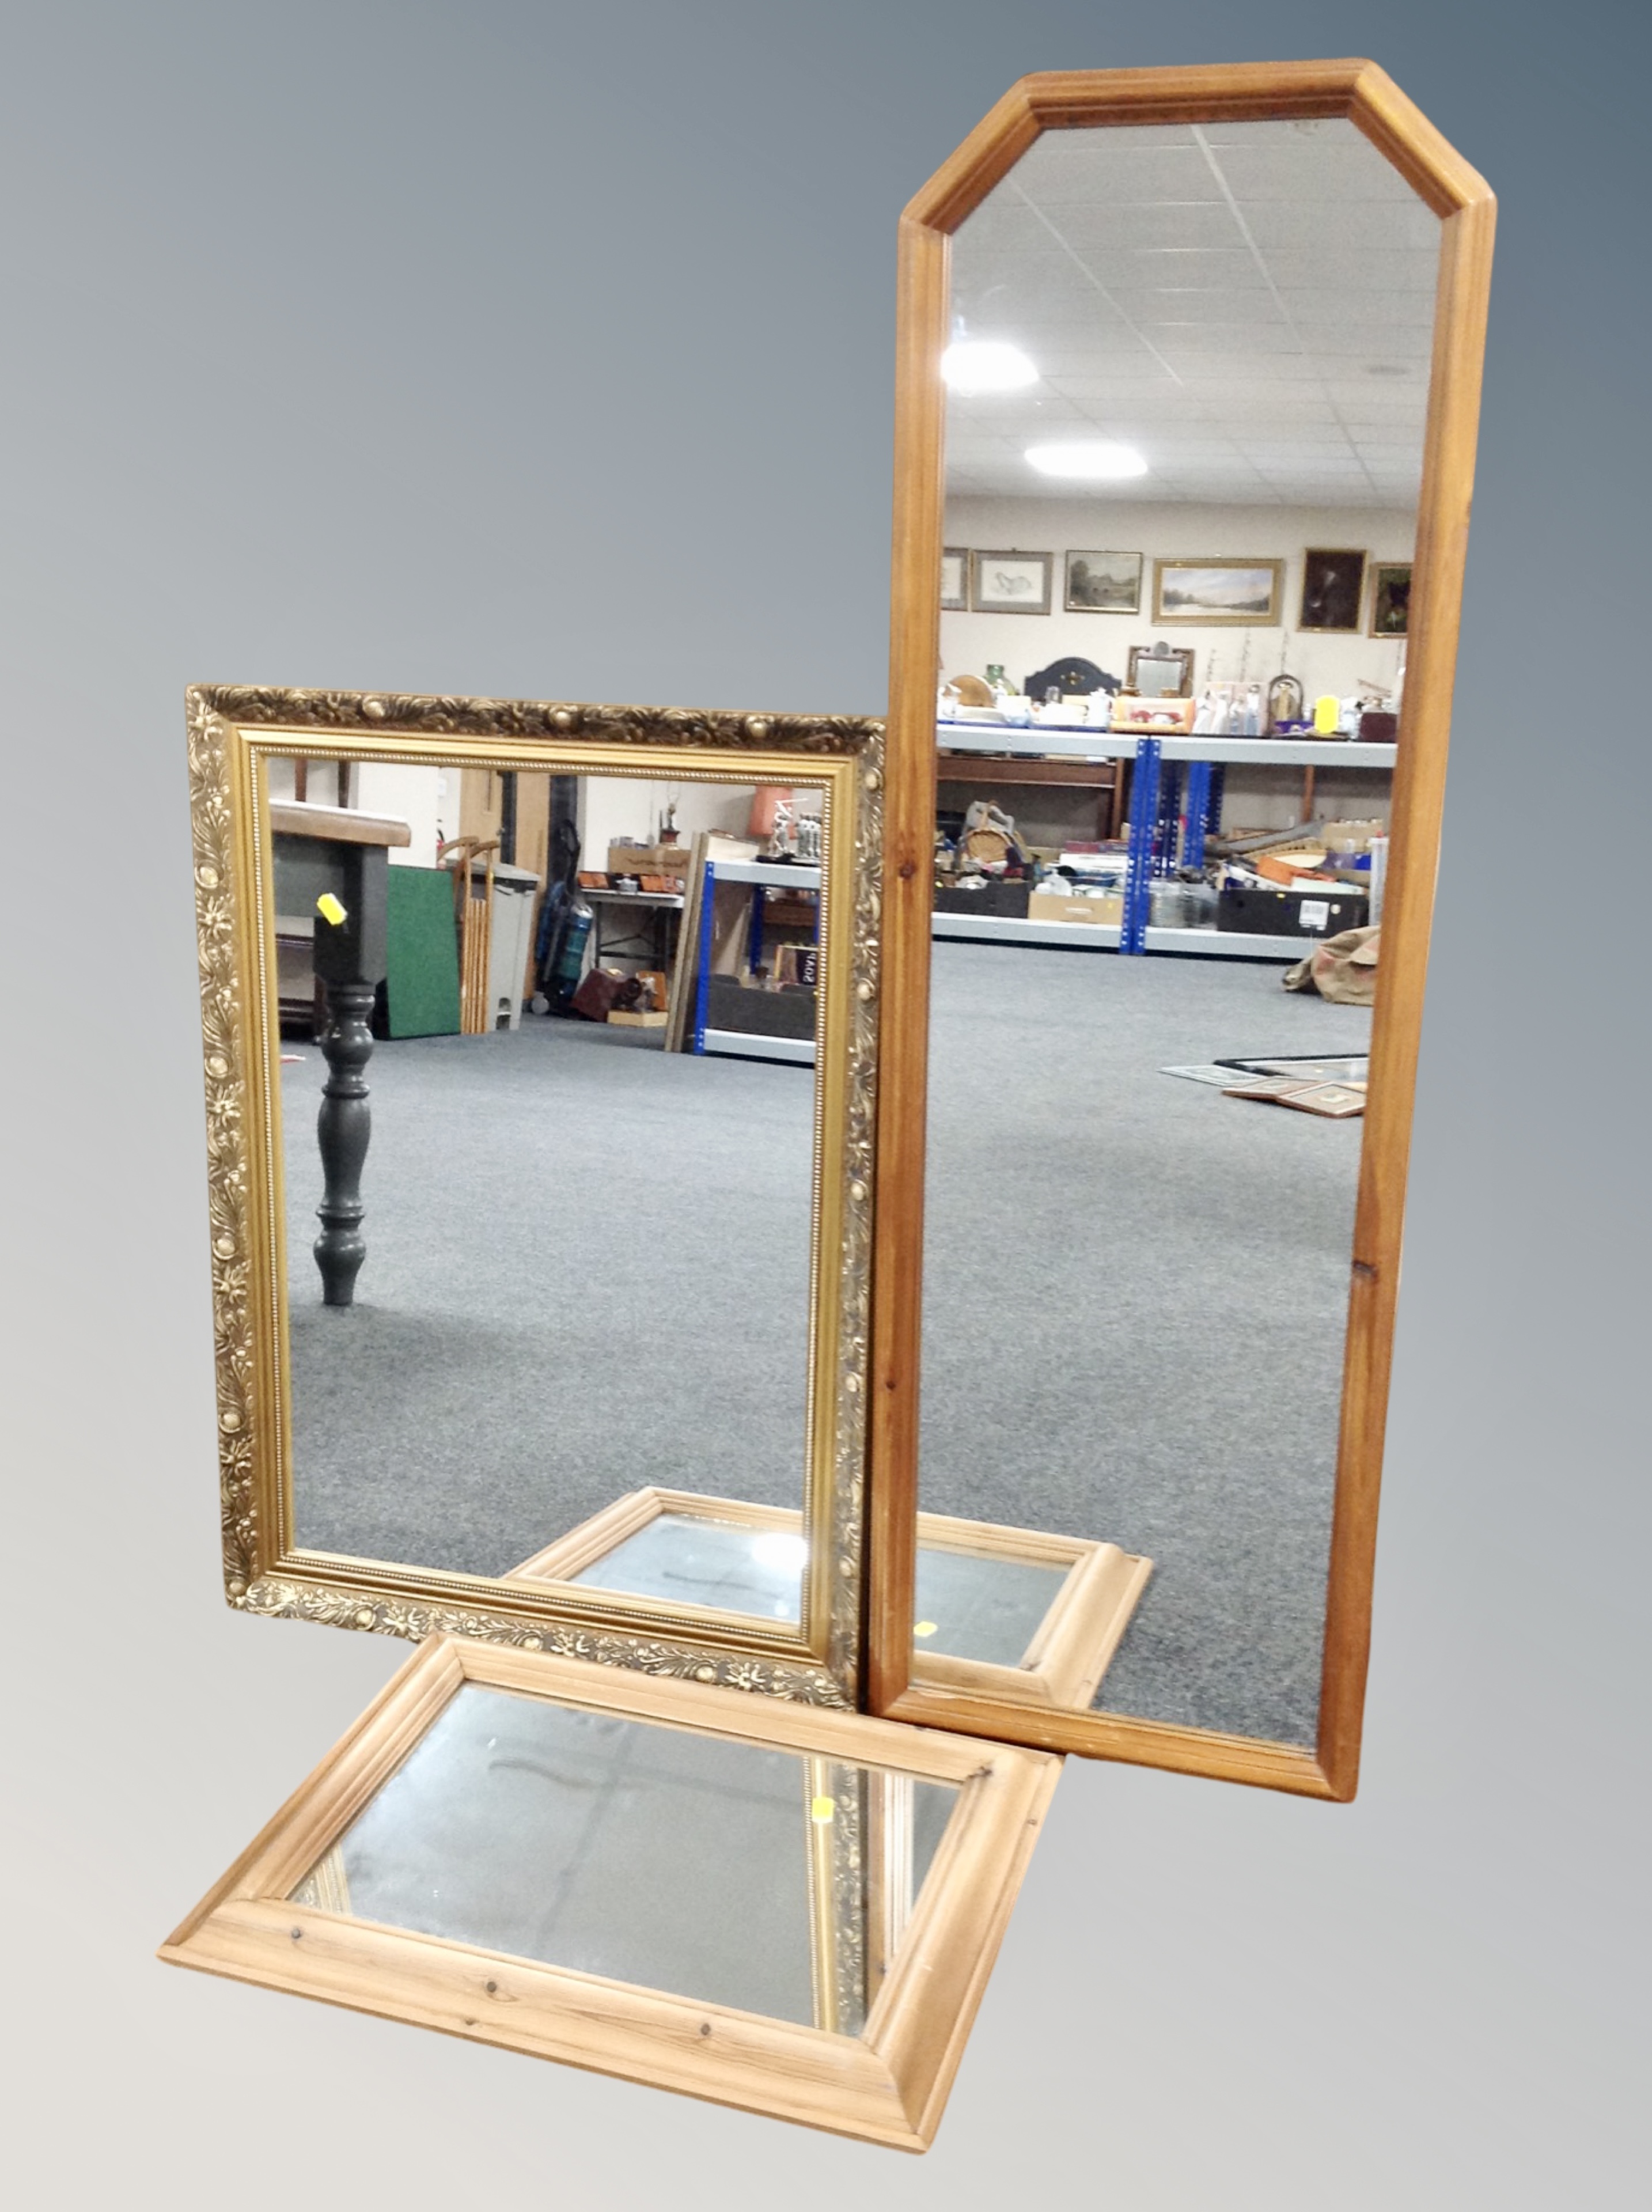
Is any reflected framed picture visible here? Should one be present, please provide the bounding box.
[939,548,968,611]
[1299,548,1368,632]
[1064,550,1142,613]
[1369,562,1412,637]
[1152,558,1284,626]
[970,549,1052,615]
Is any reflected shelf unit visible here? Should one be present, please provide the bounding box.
[693,856,822,1067]
[934,723,1397,963]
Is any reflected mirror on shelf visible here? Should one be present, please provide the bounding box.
[873,62,1495,1798]
[160,1637,1060,2151]
[190,688,882,1703]
[1126,643,1194,698]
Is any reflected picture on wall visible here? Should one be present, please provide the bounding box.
[1152,558,1284,625]
[1064,550,1142,613]
[1300,547,1369,632]
[1369,562,1412,636]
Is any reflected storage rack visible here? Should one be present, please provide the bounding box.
[933,722,1396,958]
[690,855,823,1065]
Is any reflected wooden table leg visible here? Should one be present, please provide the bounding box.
[310,843,389,1308]
[315,976,376,1305]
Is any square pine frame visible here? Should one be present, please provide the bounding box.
[160,1637,1059,2152]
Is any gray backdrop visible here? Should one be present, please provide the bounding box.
[3,2,1646,2205]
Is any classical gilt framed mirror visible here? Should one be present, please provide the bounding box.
[189,684,882,1704]
[869,61,1495,1799]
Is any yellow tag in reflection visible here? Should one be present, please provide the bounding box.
[1313,694,1340,735]
[316,892,348,926]
[914,1620,938,1639]
[810,1796,835,1824]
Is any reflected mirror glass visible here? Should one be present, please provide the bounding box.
[268,756,832,1626]
[290,1680,958,2036]
[926,115,1433,1741]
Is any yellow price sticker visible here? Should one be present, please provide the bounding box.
[810,1796,835,1824]
[913,1620,938,1639]
[316,892,348,926]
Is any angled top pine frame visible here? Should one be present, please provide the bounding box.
[867,62,1496,1800]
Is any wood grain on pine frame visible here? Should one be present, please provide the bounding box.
[867,62,1495,1800]
[159,1638,1060,2152]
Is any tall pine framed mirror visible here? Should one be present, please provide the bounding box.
[868,62,1495,1798]
[190,685,881,1705]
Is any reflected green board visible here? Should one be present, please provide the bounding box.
[385,864,461,1038]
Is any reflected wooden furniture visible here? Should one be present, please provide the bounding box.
[937,751,1123,839]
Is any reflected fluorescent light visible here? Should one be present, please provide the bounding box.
[942,339,1039,393]
[1026,441,1149,480]
[751,1532,808,1575]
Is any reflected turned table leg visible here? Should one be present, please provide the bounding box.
[315,977,376,1305]
[309,843,389,1308]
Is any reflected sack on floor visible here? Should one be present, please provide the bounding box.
[1283,927,1380,1005]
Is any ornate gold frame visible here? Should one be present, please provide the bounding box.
[869,60,1496,1797]
[189,684,883,1705]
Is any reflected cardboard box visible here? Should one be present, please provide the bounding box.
[1026,889,1123,926]
[607,841,693,878]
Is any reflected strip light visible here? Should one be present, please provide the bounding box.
[1026,441,1149,480]
[942,339,1039,393]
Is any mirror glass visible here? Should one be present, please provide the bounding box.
[268,757,831,1624]
[290,1679,958,2035]
[926,116,1434,1740]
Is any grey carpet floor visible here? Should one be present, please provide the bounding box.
[922,942,1370,1744]
[282,1020,814,1580]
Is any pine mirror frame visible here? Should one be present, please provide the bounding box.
[867,60,1496,1798]
[159,1635,1062,2153]
[189,684,884,1707]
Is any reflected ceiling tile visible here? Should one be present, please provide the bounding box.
[1032,354,1182,381]
[1045,377,1205,402]
[1126,245,1256,269]
[1136,325,1296,352]
[954,203,1055,255]
[950,396,1089,427]
[1211,143,1424,204]
[1161,359,1323,382]
[1240,442,1361,461]
[1195,115,1361,146]
[1243,202,1442,253]
[1272,289,1437,328]
[1051,203,1241,253]
[1261,248,1440,291]
[1105,286,1277,312]
[1009,141,1227,203]
[1301,333,1435,362]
